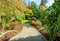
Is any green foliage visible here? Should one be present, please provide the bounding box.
[0,0,26,29]
[25,9,34,20]
[2,14,12,29]
[31,2,41,20]
[0,0,14,29]
[25,2,41,23]
[40,0,60,41]
[39,0,47,11]
[40,0,47,6]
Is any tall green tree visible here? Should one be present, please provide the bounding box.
[40,0,47,6]
[31,2,40,20]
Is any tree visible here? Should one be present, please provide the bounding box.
[31,2,40,20]
[0,0,26,29]
[40,0,47,6]
[39,0,47,11]
[42,0,60,41]
[48,0,60,41]
[27,2,31,9]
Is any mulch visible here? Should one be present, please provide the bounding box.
[0,22,23,41]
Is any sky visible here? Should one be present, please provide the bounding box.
[24,0,54,7]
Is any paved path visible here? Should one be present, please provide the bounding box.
[9,26,47,41]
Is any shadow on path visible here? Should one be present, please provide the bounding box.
[11,35,47,41]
